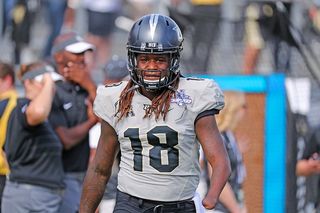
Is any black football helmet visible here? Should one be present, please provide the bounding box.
[127,14,183,90]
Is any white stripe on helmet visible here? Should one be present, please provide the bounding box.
[149,14,159,40]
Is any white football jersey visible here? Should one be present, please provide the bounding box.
[94,77,224,201]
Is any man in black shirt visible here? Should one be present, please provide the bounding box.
[3,62,64,212]
[243,0,295,74]
[296,126,320,211]
[50,31,98,213]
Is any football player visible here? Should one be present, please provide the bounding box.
[80,14,231,213]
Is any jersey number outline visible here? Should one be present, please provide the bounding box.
[124,126,179,172]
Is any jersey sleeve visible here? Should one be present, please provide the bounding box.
[193,79,224,116]
[93,85,118,127]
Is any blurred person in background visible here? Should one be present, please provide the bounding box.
[89,55,129,213]
[42,0,68,58]
[188,0,223,73]
[166,0,223,74]
[296,126,320,212]
[242,0,299,74]
[83,0,122,73]
[62,0,79,30]
[10,0,32,65]
[206,91,248,213]
[125,0,161,20]
[0,62,17,212]
[2,62,65,213]
[2,0,15,35]
[309,0,320,34]
[50,31,98,213]
[103,55,129,84]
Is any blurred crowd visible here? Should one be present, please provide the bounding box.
[1,1,320,77]
[0,0,320,213]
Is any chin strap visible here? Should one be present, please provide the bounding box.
[167,85,177,92]
[127,84,139,92]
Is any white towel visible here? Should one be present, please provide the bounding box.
[192,192,206,213]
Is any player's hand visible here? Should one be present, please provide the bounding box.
[202,195,217,210]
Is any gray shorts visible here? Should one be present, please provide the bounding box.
[113,190,196,213]
[2,180,63,213]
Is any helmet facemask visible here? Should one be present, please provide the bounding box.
[127,14,183,91]
[128,51,180,90]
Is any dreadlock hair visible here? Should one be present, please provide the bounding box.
[116,77,180,122]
